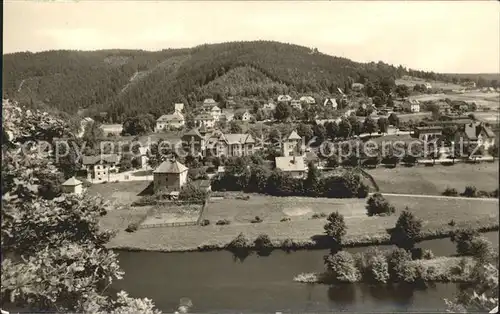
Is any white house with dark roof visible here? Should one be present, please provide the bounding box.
[153,159,189,192]
[300,96,316,105]
[61,177,83,195]
[323,98,338,109]
[155,112,185,131]
[263,102,276,111]
[282,130,303,157]
[211,105,222,121]
[194,113,215,128]
[277,95,292,103]
[275,155,307,178]
[454,122,496,152]
[82,154,120,182]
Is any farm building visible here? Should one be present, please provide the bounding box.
[153,159,189,193]
[61,177,83,195]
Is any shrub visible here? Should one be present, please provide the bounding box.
[227,233,249,250]
[422,249,434,260]
[388,248,413,282]
[461,185,477,197]
[280,217,291,222]
[179,183,209,203]
[367,254,390,283]
[477,190,491,198]
[216,219,231,225]
[281,238,295,251]
[125,222,139,233]
[311,212,327,219]
[469,237,493,262]
[254,234,273,250]
[448,219,456,227]
[366,193,395,216]
[490,188,499,198]
[323,251,361,283]
[200,219,210,226]
[451,228,480,255]
[442,187,458,196]
[251,216,263,223]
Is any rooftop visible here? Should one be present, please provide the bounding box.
[153,159,188,174]
[62,177,83,186]
[275,156,307,172]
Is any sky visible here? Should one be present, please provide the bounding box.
[3,1,500,73]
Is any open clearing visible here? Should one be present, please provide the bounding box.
[106,194,498,252]
[367,161,499,195]
[141,204,202,227]
[395,78,463,91]
[87,181,150,206]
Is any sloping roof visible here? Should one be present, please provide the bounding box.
[82,154,119,165]
[211,105,221,111]
[277,95,292,102]
[195,113,214,121]
[157,112,184,122]
[323,98,338,107]
[305,151,319,162]
[286,130,302,141]
[183,128,203,138]
[300,96,315,104]
[62,177,82,186]
[223,133,255,145]
[463,122,496,140]
[203,98,217,105]
[153,159,188,174]
[275,156,307,172]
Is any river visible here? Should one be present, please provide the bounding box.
[114,232,498,313]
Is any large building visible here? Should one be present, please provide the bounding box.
[153,159,189,192]
[206,133,255,157]
[82,154,120,182]
[155,112,185,131]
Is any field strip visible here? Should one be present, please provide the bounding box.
[372,192,499,201]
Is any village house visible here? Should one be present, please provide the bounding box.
[210,105,222,121]
[401,99,420,113]
[323,98,338,109]
[155,112,185,131]
[263,102,276,110]
[300,96,316,105]
[61,177,83,195]
[351,83,364,92]
[413,126,443,142]
[275,155,307,179]
[206,133,256,157]
[82,154,120,182]
[425,82,432,90]
[194,113,215,128]
[290,100,302,110]
[174,103,184,113]
[234,109,252,121]
[454,122,496,152]
[281,130,304,157]
[182,128,206,156]
[277,95,292,103]
[153,159,188,193]
[202,98,218,111]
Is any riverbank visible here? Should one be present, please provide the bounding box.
[107,218,498,253]
[293,256,477,284]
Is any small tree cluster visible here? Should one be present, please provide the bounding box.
[366,193,395,216]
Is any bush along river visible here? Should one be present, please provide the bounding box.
[112,232,498,313]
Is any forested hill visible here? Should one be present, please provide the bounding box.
[2,40,482,123]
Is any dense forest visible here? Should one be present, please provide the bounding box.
[3,41,499,123]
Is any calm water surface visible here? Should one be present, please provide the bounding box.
[114,232,498,313]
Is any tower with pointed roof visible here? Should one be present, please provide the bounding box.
[153,159,189,192]
[281,130,302,157]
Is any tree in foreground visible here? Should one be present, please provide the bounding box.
[390,208,422,250]
[323,251,361,283]
[1,101,160,313]
[324,211,347,253]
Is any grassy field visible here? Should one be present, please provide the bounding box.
[367,161,499,195]
[396,78,463,91]
[87,181,150,206]
[105,193,498,252]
